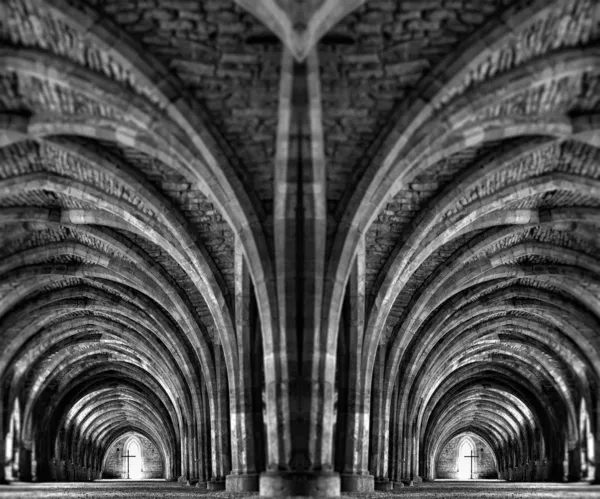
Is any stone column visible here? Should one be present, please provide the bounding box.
[340,239,374,492]
[370,345,392,490]
[567,437,580,482]
[395,398,409,487]
[251,310,266,475]
[194,385,204,483]
[0,402,5,484]
[260,48,339,496]
[189,433,198,484]
[19,440,32,481]
[391,418,407,486]
[259,47,295,497]
[199,383,211,484]
[177,427,189,483]
[208,345,230,490]
[226,238,259,492]
[595,404,600,484]
[389,383,400,484]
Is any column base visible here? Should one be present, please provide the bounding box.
[341,473,374,492]
[259,470,340,497]
[226,473,259,492]
[374,478,392,491]
[207,479,226,490]
[195,481,207,489]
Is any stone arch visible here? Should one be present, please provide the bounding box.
[101,429,168,480]
[322,1,595,386]
[2,0,600,493]
[0,4,282,459]
[0,47,280,479]
[432,430,498,481]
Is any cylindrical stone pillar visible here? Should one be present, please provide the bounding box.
[259,48,339,497]
[0,404,5,484]
[208,345,230,490]
[340,243,374,492]
[370,345,392,490]
[226,240,259,492]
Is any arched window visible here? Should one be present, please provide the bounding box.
[123,437,143,479]
[4,400,20,481]
[580,399,596,481]
[457,439,476,479]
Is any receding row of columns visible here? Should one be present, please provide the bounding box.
[3,49,599,499]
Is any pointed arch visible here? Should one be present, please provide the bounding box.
[122,436,143,480]
[457,437,476,480]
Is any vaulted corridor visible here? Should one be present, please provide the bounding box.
[1,0,600,497]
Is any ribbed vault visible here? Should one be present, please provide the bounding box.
[1,0,599,496]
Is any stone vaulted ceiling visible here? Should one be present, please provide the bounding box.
[1,0,600,494]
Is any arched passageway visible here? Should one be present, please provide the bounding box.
[101,433,166,480]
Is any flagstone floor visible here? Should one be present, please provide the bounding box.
[0,480,599,498]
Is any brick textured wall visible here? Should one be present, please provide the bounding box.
[103,435,163,479]
[436,435,497,479]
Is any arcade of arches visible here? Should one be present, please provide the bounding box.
[1,0,600,497]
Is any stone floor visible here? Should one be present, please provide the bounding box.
[0,480,599,498]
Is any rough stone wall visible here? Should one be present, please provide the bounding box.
[436,435,497,479]
[84,0,281,213]
[320,0,513,215]
[103,435,163,479]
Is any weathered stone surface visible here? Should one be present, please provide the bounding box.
[1,0,600,495]
[320,0,511,214]
[0,72,129,122]
[83,0,281,209]
[2,480,600,498]
[0,0,159,105]
[439,0,600,108]
[364,138,519,299]
[437,434,496,479]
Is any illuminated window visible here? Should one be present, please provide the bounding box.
[580,399,596,481]
[4,400,20,481]
[458,440,476,479]
[123,438,143,479]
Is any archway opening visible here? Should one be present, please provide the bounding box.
[580,400,596,481]
[458,440,475,479]
[103,434,164,479]
[125,440,142,479]
[4,400,20,481]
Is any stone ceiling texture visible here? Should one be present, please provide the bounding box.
[1,0,600,495]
